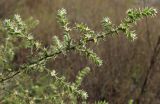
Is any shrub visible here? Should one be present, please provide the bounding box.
[0,7,157,104]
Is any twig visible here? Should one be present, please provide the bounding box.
[136,36,160,104]
[0,30,116,83]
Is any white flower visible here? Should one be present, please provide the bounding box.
[131,32,137,41]
[51,70,56,76]
[103,17,111,24]
[82,92,88,99]
[14,91,18,95]
[29,100,34,104]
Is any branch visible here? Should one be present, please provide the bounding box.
[0,7,157,83]
[0,30,116,83]
[135,36,160,104]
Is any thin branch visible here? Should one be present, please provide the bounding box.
[0,30,116,83]
[136,36,160,104]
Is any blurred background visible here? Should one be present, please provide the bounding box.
[0,0,160,104]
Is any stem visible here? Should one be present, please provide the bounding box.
[0,30,116,83]
[136,36,160,104]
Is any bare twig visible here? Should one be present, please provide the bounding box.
[136,36,160,104]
